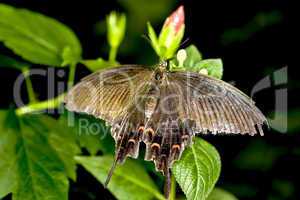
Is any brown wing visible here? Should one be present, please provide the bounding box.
[65,65,157,186]
[137,70,268,198]
[64,65,153,124]
[166,71,268,136]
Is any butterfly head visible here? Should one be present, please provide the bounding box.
[158,60,168,69]
[155,61,169,81]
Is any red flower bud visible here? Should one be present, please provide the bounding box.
[163,5,185,34]
[148,5,186,59]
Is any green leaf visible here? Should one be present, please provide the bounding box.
[171,45,223,79]
[193,59,223,79]
[48,128,80,181]
[75,113,114,155]
[59,111,114,155]
[183,45,203,67]
[175,45,223,79]
[13,114,69,200]
[0,4,81,66]
[75,156,165,200]
[147,22,160,56]
[0,54,29,70]
[172,138,221,200]
[0,110,18,198]
[207,188,238,200]
[81,58,118,72]
[0,111,69,200]
[40,115,81,180]
[61,46,80,66]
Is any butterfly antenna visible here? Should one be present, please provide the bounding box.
[141,34,152,44]
[104,157,118,188]
[164,168,171,200]
[179,37,190,49]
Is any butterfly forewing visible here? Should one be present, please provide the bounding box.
[65,65,153,124]
[167,71,267,135]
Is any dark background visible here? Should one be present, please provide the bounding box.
[0,0,295,200]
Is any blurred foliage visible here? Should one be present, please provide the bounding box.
[270,179,295,200]
[0,54,29,71]
[269,179,295,200]
[106,11,126,62]
[106,12,126,50]
[223,183,258,199]
[95,0,175,64]
[221,11,283,45]
[207,188,238,200]
[118,0,174,32]
[233,140,286,171]
[285,109,300,133]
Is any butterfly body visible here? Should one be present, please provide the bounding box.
[65,62,267,197]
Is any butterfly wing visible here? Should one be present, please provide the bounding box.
[65,64,156,164]
[141,70,268,184]
[65,65,159,188]
[167,71,267,136]
[65,65,153,124]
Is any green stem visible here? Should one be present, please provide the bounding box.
[16,93,65,116]
[109,46,118,62]
[68,63,76,88]
[22,68,37,103]
[170,174,176,200]
[16,63,76,116]
[154,191,166,200]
